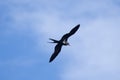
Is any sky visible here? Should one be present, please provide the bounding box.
[0,0,120,80]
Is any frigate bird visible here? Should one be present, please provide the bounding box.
[49,24,80,62]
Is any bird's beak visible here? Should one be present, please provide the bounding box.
[68,44,70,46]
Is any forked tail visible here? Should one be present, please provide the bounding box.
[49,38,59,43]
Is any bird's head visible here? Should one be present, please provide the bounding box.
[64,42,70,46]
[63,40,70,46]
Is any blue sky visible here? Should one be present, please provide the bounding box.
[0,0,120,80]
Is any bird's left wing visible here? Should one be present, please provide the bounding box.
[68,24,80,37]
[60,24,80,41]
[49,43,63,62]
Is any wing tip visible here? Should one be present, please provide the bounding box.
[49,59,53,63]
[77,24,80,27]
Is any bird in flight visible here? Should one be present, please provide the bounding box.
[49,24,80,62]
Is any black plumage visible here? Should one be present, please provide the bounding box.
[49,24,80,62]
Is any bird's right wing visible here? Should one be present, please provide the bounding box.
[49,43,62,62]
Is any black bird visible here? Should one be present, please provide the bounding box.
[49,24,80,62]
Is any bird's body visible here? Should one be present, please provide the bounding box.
[49,24,80,62]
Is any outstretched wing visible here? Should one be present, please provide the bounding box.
[60,24,80,41]
[68,24,80,37]
[49,43,63,62]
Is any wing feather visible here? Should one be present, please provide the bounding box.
[68,24,80,36]
[49,43,63,62]
[60,24,80,41]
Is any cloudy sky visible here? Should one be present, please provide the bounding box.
[0,0,120,80]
